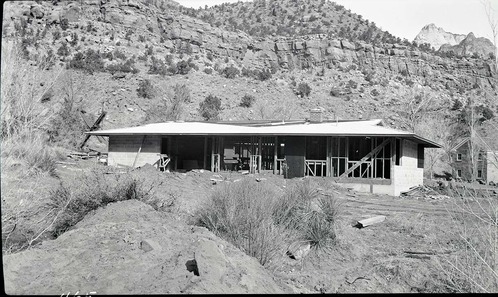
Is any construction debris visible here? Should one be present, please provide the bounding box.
[400,185,439,197]
[354,215,386,228]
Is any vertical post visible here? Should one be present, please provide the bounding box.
[273,136,278,174]
[326,137,331,177]
[211,137,215,172]
[203,136,208,170]
[249,136,254,173]
[219,136,224,171]
[132,135,146,168]
[258,136,262,173]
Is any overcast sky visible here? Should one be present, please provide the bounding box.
[175,0,498,41]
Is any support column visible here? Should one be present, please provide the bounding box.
[273,136,278,174]
[258,136,262,173]
[203,136,208,170]
[211,137,215,172]
[326,137,331,177]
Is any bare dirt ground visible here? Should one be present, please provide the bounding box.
[3,159,497,294]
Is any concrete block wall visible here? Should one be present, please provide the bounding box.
[341,182,395,196]
[108,135,161,168]
[393,140,423,196]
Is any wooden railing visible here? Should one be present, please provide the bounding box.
[305,160,327,177]
[276,158,285,175]
[346,161,372,178]
[250,155,261,173]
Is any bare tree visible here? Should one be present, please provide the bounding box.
[483,0,497,67]
[398,89,441,132]
[416,114,453,179]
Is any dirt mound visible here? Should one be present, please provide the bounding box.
[3,199,288,294]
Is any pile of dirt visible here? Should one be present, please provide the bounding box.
[3,199,289,294]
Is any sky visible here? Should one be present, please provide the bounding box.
[175,0,498,42]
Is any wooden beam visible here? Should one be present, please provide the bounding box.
[338,138,392,181]
[354,215,386,228]
[132,135,146,168]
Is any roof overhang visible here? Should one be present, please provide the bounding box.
[88,120,441,148]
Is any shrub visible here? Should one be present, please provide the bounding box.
[56,42,70,57]
[197,179,340,266]
[113,49,127,60]
[148,56,168,75]
[330,87,342,97]
[222,65,240,79]
[199,94,222,121]
[49,167,153,238]
[206,51,213,61]
[371,88,380,97]
[137,79,155,99]
[204,67,213,74]
[165,54,173,65]
[163,84,191,120]
[240,94,255,107]
[60,18,69,30]
[68,49,104,74]
[296,82,311,97]
[52,29,61,42]
[257,68,272,81]
[46,93,87,148]
[2,135,60,177]
[437,188,498,292]
[347,79,358,89]
[197,180,293,266]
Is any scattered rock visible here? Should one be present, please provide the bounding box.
[140,239,162,252]
[286,241,311,260]
[30,5,44,19]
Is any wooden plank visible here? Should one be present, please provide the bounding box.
[355,215,386,228]
[338,138,391,180]
[132,136,146,168]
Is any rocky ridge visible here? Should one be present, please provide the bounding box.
[414,23,466,51]
[439,32,496,58]
[7,0,496,91]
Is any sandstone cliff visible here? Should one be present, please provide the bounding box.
[414,23,466,50]
[439,32,496,59]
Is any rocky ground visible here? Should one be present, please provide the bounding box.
[3,158,497,294]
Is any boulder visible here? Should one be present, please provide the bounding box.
[61,4,81,22]
[30,5,44,19]
[341,40,356,50]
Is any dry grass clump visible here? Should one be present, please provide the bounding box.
[197,178,341,266]
[1,135,63,177]
[436,187,498,292]
[2,165,159,253]
[49,166,155,238]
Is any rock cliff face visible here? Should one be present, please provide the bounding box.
[7,1,498,91]
[439,32,496,58]
[414,24,466,50]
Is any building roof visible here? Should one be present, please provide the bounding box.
[88,119,441,147]
[451,135,498,152]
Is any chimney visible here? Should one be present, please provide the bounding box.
[309,108,324,123]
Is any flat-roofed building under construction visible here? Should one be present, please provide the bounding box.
[89,118,440,196]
